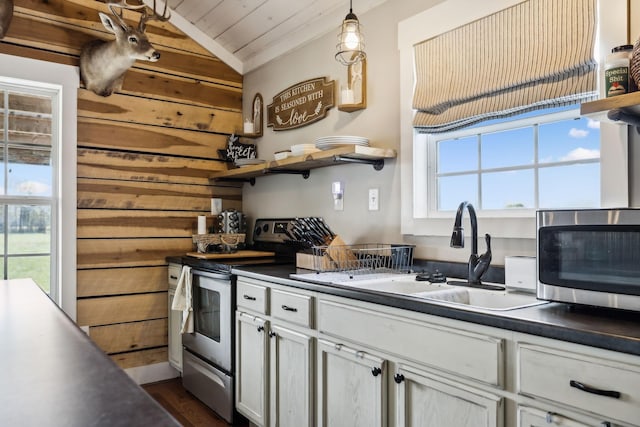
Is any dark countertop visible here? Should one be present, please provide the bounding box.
[0,279,180,427]
[223,263,640,357]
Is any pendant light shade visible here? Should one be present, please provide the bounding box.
[335,0,366,66]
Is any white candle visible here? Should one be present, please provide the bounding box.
[243,119,254,134]
[197,216,207,234]
[211,198,222,215]
[341,89,354,105]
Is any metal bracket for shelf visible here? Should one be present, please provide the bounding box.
[608,109,640,134]
[264,169,311,179]
[217,177,257,186]
[333,155,385,171]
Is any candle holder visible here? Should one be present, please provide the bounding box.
[338,58,366,112]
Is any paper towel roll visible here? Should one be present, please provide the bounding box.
[197,216,207,234]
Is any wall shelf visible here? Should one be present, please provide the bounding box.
[210,145,396,185]
[580,92,640,126]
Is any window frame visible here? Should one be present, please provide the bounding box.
[398,0,630,240]
[419,107,601,218]
[0,53,78,320]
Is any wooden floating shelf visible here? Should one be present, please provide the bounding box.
[580,92,640,124]
[209,145,396,182]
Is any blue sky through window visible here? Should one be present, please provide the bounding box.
[436,110,601,211]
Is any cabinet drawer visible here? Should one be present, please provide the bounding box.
[168,264,182,290]
[518,344,640,425]
[271,289,313,328]
[318,299,504,387]
[237,280,268,314]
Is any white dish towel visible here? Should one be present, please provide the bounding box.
[171,265,194,334]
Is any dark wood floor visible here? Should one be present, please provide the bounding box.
[143,378,249,427]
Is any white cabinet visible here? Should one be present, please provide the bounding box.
[269,323,314,427]
[395,363,502,427]
[235,277,316,427]
[236,312,269,426]
[167,263,182,372]
[517,343,640,427]
[317,338,386,427]
[517,406,590,427]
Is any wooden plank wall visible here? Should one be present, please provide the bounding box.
[1,0,244,370]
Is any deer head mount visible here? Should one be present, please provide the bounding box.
[0,0,14,39]
[80,0,170,97]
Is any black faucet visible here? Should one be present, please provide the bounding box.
[450,201,492,286]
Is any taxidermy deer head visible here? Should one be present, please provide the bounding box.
[0,0,14,39]
[80,0,170,97]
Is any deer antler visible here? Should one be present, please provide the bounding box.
[105,0,146,29]
[138,0,170,32]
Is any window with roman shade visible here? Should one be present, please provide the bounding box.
[412,0,598,133]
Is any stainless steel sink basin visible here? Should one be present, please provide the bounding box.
[411,287,549,311]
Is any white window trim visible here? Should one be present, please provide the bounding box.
[398,0,629,240]
[0,53,78,320]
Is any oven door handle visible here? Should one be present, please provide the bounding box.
[191,269,231,282]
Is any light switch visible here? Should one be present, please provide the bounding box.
[368,188,379,211]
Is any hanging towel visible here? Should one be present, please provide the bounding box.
[171,265,194,334]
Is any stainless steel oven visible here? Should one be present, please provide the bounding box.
[182,269,236,423]
[537,208,640,312]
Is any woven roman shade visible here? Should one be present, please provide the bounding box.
[412,0,598,133]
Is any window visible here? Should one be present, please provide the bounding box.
[0,53,78,319]
[0,84,57,295]
[424,107,601,214]
[399,0,628,240]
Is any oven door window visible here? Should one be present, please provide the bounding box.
[194,285,221,343]
[538,225,640,295]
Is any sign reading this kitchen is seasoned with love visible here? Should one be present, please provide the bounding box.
[267,77,335,131]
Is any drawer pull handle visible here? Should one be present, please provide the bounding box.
[257,326,264,333]
[371,367,381,377]
[569,380,621,399]
[394,373,405,384]
[269,331,277,338]
[243,295,257,301]
[282,305,298,312]
[170,275,178,280]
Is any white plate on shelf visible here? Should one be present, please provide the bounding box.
[235,158,266,167]
[315,136,369,150]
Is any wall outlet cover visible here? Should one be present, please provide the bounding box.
[368,188,379,211]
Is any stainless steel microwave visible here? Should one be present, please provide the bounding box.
[537,208,640,312]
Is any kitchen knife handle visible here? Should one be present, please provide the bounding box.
[569,380,621,399]
[282,305,298,312]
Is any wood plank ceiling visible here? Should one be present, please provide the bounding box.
[164,0,389,73]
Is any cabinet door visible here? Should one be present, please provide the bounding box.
[167,288,182,371]
[269,323,314,427]
[317,339,386,427]
[517,406,591,427]
[395,364,503,427]
[236,312,269,426]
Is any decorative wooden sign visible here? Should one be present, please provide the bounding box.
[267,77,335,131]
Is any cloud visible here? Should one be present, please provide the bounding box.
[15,180,50,195]
[587,118,600,129]
[568,128,589,138]
[560,147,600,161]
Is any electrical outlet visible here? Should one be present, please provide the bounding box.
[332,181,344,211]
[368,188,379,211]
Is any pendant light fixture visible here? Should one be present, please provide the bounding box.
[335,0,366,66]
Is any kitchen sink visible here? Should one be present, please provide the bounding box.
[411,287,549,311]
[333,275,452,295]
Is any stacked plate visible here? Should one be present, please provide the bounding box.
[315,135,370,150]
[291,144,320,156]
[235,158,266,168]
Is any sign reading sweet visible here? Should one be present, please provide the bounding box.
[267,77,335,131]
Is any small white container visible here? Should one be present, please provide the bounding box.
[505,256,536,292]
[605,44,633,97]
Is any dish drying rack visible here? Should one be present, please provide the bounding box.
[309,243,415,276]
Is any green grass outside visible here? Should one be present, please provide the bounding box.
[0,232,51,292]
